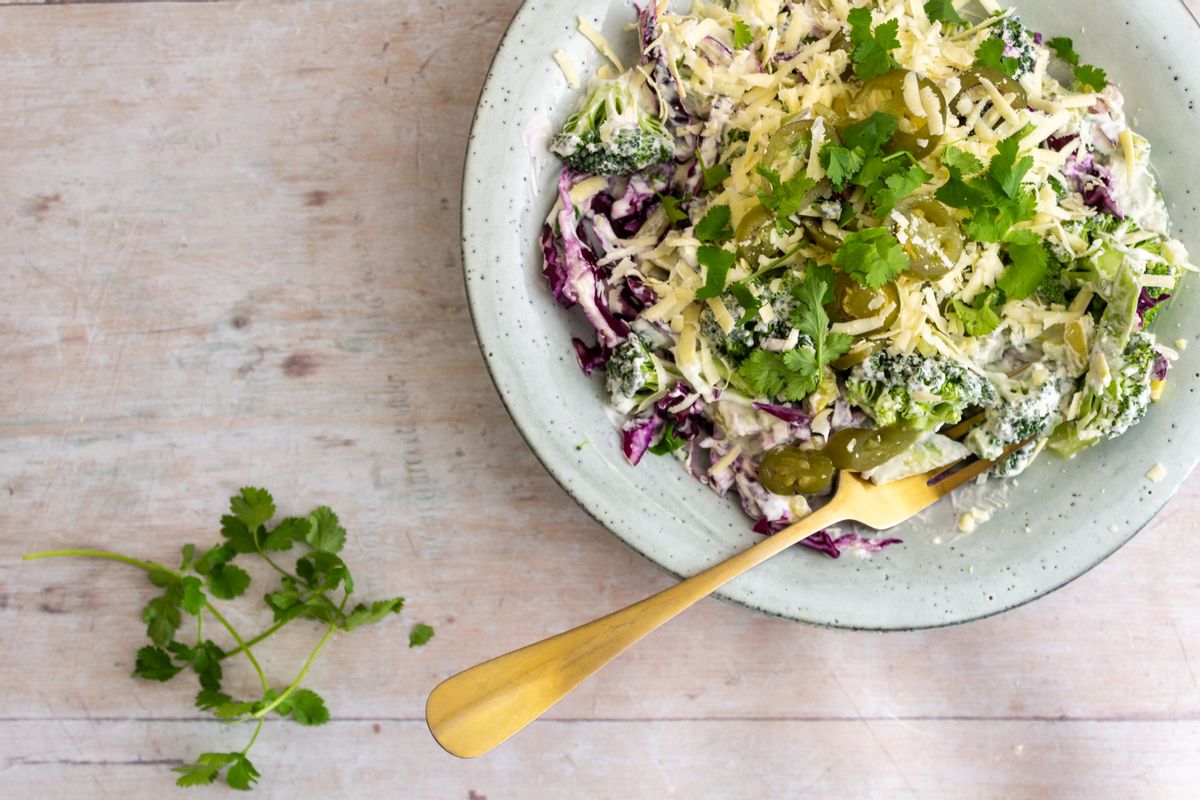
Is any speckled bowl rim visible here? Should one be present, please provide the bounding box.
[460,0,1200,630]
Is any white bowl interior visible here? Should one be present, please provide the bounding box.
[463,0,1200,628]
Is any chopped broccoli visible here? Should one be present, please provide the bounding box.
[699,276,800,363]
[990,16,1038,78]
[605,335,663,414]
[967,377,1064,460]
[1049,332,1155,457]
[846,352,997,431]
[990,439,1041,478]
[551,73,675,176]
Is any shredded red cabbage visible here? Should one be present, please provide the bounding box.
[752,402,813,427]
[572,338,609,375]
[751,522,904,559]
[621,416,663,465]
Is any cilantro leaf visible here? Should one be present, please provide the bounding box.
[230,487,275,532]
[226,754,261,791]
[173,759,225,788]
[923,0,964,26]
[821,145,865,191]
[695,245,737,300]
[847,7,901,81]
[942,146,984,178]
[213,700,257,720]
[180,543,197,569]
[833,228,910,288]
[264,516,312,552]
[306,506,346,554]
[195,689,233,711]
[219,515,257,554]
[988,135,1035,199]
[277,688,330,726]
[737,350,799,400]
[998,232,1051,299]
[695,205,733,243]
[791,268,853,369]
[974,37,1021,79]
[699,152,731,191]
[755,164,817,233]
[134,645,184,682]
[143,590,182,647]
[1047,36,1080,66]
[191,641,224,692]
[870,164,933,216]
[1074,64,1108,92]
[658,193,689,224]
[733,19,753,50]
[649,421,686,456]
[951,288,1004,336]
[409,623,435,648]
[344,596,406,630]
[192,543,236,576]
[180,576,206,616]
[728,282,763,324]
[206,563,251,600]
[842,112,900,155]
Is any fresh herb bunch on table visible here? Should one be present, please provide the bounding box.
[24,487,433,791]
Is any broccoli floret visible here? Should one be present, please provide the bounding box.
[991,439,1041,479]
[605,335,662,414]
[846,352,997,431]
[699,276,800,363]
[990,16,1038,78]
[1049,332,1155,457]
[967,377,1064,460]
[551,73,675,176]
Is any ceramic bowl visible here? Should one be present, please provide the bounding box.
[462,0,1200,629]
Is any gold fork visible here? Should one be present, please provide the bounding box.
[426,424,1024,758]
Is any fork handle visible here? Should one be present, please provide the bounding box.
[425,505,845,758]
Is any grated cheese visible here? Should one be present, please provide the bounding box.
[553,50,581,89]
[577,17,624,71]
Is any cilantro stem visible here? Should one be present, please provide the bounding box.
[220,618,289,661]
[252,596,347,721]
[241,718,264,757]
[204,601,269,694]
[740,242,806,286]
[22,549,178,579]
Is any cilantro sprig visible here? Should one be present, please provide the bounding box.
[698,150,732,191]
[755,164,818,233]
[935,132,1037,242]
[735,266,851,401]
[833,228,910,288]
[974,37,1022,79]
[819,112,931,218]
[847,7,901,81]
[1046,36,1109,92]
[24,488,432,791]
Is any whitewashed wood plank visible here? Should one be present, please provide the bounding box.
[1,719,1197,799]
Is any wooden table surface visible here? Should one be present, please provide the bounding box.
[2,1,1199,797]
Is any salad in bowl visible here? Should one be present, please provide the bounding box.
[539,0,1190,553]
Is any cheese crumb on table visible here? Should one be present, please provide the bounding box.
[1146,463,1168,483]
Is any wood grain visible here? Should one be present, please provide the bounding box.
[1,0,1198,797]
